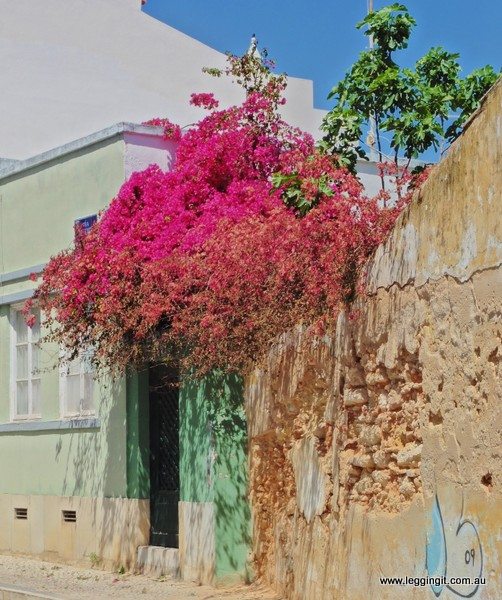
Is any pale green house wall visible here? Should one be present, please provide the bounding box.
[0,140,125,273]
[0,126,252,581]
[0,137,129,498]
[0,126,174,569]
[0,130,160,501]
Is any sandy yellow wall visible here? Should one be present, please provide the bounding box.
[245,80,501,599]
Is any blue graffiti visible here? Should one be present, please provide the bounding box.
[426,494,483,598]
[426,495,447,595]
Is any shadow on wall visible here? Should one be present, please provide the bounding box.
[208,372,252,582]
[55,376,143,568]
[179,376,213,505]
[57,377,124,498]
[181,371,252,583]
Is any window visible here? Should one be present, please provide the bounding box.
[10,306,41,420]
[60,350,95,418]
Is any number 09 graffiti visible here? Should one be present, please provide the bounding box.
[426,495,483,598]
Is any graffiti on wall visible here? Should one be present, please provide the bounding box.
[426,494,484,598]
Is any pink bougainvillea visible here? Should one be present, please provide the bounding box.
[31,82,420,377]
[189,92,219,110]
[142,117,182,142]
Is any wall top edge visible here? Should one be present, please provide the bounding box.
[0,123,165,182]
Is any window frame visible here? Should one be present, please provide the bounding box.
[9,303,42,421]
[59,349,96,419]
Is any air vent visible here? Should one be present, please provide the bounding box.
[14,507,28,520]
[62,510,77,523]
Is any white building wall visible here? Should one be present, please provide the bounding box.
[0,0,324,160]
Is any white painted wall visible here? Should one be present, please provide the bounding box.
[0,0,324,159]
[123,131,177,179]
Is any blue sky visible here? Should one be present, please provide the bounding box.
[143,0,501,110]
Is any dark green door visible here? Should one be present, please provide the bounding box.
[149,366,179,548]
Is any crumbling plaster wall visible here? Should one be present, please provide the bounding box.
[245,79,501,599]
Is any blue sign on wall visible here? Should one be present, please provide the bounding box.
[74,214,97,234]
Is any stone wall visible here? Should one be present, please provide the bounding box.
[244,79,501,599]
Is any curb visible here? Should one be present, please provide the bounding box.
[0,585,62,600]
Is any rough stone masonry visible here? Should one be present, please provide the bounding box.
[245,79,501,599]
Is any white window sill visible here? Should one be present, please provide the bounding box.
[60,412,96,420]
[0,418,101,434]
[11,415,42,422]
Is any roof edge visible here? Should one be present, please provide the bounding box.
[0,122,165,181]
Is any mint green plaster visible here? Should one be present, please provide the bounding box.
[210,373,252,583]
[179,377,214,504]
[126,370,150,499]
[180,372,251,583]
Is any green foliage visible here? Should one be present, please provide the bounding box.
[88,552,101,568]
[321,4,499,169]
[445,65,500,140]
[271,170,334,216]
[357,3,416,56]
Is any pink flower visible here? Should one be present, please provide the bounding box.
[189,93,219,110]
[142,118,182,142]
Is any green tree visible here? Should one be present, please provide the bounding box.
[320,3,499,172]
